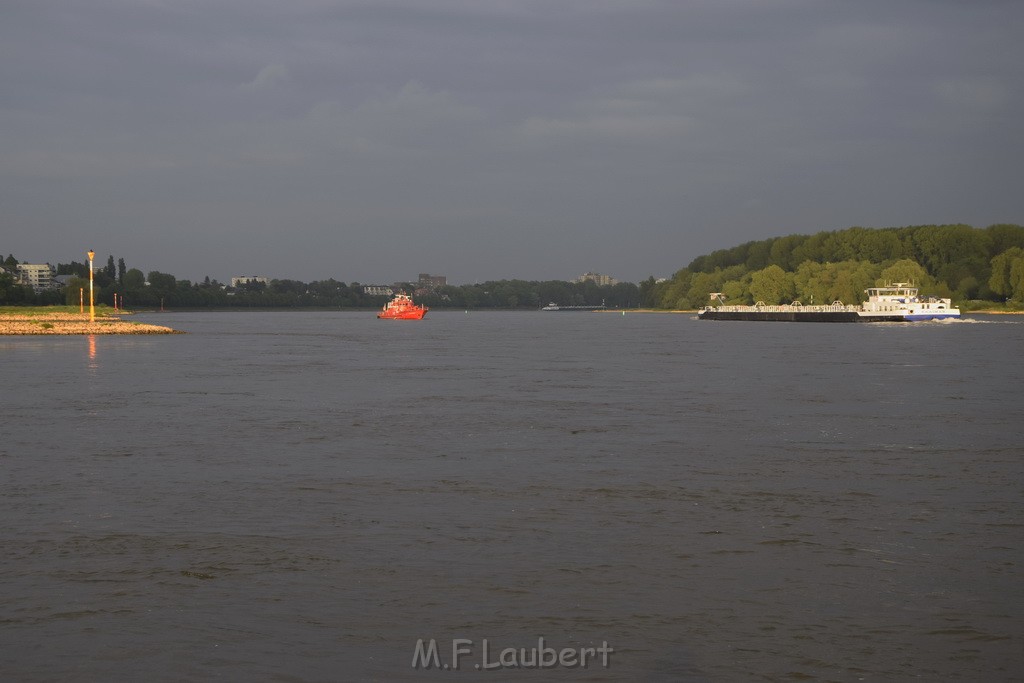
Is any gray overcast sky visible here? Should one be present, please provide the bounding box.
[2,0,1022,284]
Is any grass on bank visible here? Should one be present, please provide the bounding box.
[0,305,128,316]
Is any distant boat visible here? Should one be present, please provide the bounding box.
[698,284,960,322]
[377,292,428,320]
[541,301,607,312]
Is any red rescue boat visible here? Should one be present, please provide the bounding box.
[377,292,428,320]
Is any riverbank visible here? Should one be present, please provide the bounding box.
[0,309,183,335]
[595,308,696,314]
[966,309,1024,314]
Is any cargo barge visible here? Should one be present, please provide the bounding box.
[698,284,959,323]
[541,302,607,311]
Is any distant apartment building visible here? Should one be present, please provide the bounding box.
[363,285,395,296]
[16,263,57,292]
[230,275,269,288]
[575,272,617,286]
[418,273,446,289]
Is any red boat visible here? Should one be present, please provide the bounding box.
[377,292,428,320]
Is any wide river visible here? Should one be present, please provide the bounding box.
[2,311,1022,681]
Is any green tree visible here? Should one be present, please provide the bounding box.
[637,277,659,308]
[793,260,833,305]
[63,277,89,305]
[0,270,16,303]
[768,234,806,271]
[986,224,1024,255]
[744,240,772,270]
[538,281,574,307]
[989,247,1024,301]
[147,271,177,291]
[856,228,906,262]
[270,279,308,296]
[123,268,146,291]
[790,232,828,265]
[749,264,794,304]
[793,260,879,305]
[910,224,990,277]
[955,276,980,301]
[721,276,749,304]
[607,281,640,308]
[1012,259,1024,302]
[878,259,931,288]
[237,280,266,293]
[0,270,32,304]
[658,270,692,309]
[831,260,880,304]
[56,261,87,277]
[668,223,1024,308]
[678,266,745,309]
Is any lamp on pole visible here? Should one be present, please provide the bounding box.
[87,249,95,323]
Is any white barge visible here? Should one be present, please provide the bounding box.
[698,283,960,323]
[541,301,607,311]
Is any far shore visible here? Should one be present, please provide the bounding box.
[0,309,183,335]
[600,308,1022,315]
[599,308,1022,315]
[1,305,1019,334]
[966,309,1024,314]
[594,308,695,314]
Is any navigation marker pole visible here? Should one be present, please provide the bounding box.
[87,250,95,323]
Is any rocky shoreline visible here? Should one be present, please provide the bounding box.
[0,311,183,335]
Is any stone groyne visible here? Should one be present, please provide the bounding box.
[0,311,183,335]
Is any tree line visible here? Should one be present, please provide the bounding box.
[648,224,1024,310]
[4,223,1023,310]
[0,253,640,309]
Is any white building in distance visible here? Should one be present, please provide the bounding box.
[418,273,447,289]
[16,264,57,292]
[231,276,269,288]
[574,272,618,286]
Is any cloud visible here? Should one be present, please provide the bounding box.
[517,76,750,144]
[301,81,485,157]
[933,78,1008,111]
[2,0,1022,284]
[240,64,290,91]
[520,113,692,143]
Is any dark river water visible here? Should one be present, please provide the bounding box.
[2,311,1022,681]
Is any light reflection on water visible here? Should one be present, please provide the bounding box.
[87,335,97,369]
[1,311,1022,682]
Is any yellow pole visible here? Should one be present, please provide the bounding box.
[79,288,84,314]
[87,250,95,323]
